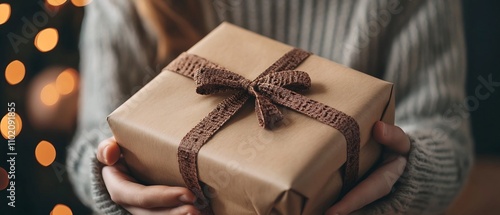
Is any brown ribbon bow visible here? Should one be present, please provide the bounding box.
[195,67,312,128]
[166,48,360,215]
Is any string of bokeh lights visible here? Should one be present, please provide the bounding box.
[1,0,93,214]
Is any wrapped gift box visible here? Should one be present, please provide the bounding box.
[108,23,395,215]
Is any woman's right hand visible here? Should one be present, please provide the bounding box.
[97,137,201,215]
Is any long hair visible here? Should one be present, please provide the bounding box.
[133,0,206,64]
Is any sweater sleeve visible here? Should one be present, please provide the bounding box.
[360,0,473,214]
[66,0,156,214]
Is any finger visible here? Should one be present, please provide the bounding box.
[372,121,410,155]
[326,156,407,215]
[110,160,133,179]
[97,137,121,165]
[124,204,200,215]
[102,165,197,208]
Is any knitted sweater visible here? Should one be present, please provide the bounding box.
[67,0,473,214]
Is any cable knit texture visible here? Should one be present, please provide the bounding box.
[92,159,130,215]
[67,0,473,214]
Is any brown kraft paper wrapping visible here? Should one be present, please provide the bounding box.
[108,22,395,215]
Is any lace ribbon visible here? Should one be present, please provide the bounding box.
[166,48,360,214]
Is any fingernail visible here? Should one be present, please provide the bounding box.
[102,145,109,164]
[179,194,195,203]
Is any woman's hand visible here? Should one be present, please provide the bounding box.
[97,137,201,215]
[326,121,410,215]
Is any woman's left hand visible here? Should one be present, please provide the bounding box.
[325,121,411,215]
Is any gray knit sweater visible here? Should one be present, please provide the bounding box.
[67,0,473,214]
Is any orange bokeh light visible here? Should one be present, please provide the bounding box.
[71,0,92,7]
[0,113,23,139]
[0,167,7,191]
[0,3,10,25]
[34,28,59,52]
[35,140,56,167]
[40,84,60,106]
[46,0,67,7]
[51,204,73,215]
[5,60,26,85]
[56,68,78,95]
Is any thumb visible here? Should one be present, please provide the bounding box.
[97,137,121,165]
[372,121,410,156]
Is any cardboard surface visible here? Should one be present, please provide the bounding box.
[108,23,395,215]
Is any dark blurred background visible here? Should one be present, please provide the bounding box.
[463,0,500,154]
[0,0,89,214]
[0,0,499,214]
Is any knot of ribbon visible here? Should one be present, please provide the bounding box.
[166,48,360,215]
[195,67,311,128]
